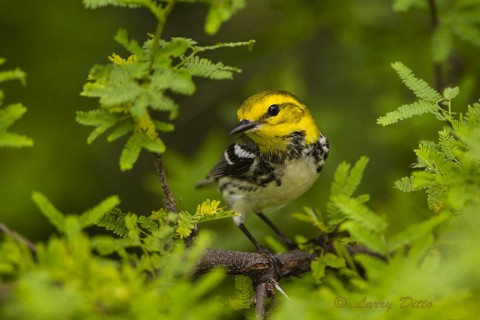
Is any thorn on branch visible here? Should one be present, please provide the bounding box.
[194,236,384,317]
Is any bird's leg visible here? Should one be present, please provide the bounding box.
[256,211,298,250]
[237,222,282,277]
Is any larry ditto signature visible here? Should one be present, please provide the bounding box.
[334,296,433,311]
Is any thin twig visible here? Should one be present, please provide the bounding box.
[0,223,36,252]
[153,153,197,246]
[428,0,444,93]
[255,282,267,320]
[148,0,196,245]
[153,154,177,213]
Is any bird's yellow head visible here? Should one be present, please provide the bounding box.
[230,90,321,153]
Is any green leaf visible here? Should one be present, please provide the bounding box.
[157,37,195,58]
[311,253,346,283]
[0,67,26,85]
[327,157,369,223]
[332,194,388,233]
[91,235,134,255]
[154,120,174,132]
[151,68,195,95]
[193,40,255,52]
[120,133,143,171]
[176,211,195,239]
[141,135,165,153]
[377,100,439,126]
[438,129,459,162]
[78,196,121,228]
[292,207,333,233]
[343,156,369,197]
[342,221,387,254]
[414,143,450,172]
[145,92,179,118]
[391,62,442,102]
[181,56,240,80]
[329,162,350,199]
[76,110,125,144]
[0,132,34,148]
[443,86,460,100]
[204,0,246,35]
[96,207,128,237]
[124,214,140,243]
[32,192,65,232]
[82,65,142,106]
[394,176,416,192]
[106,120,134,142]
[118,132,165,170]
[229,275,253,310]
[114,29,143,56]
[82,0,142,9]
[194,199,237,223]
[387,212,449,252]
[0,103,27,130]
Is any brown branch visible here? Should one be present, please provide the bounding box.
[153,154,177,213]
[255,282,267,320]
[195,240,381,317]
[0,223,36,252]
[195,248,312,319]
[195,248,312,279]
[153,154,197,247]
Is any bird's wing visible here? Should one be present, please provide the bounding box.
[196,142,257,188]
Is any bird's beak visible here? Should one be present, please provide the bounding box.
[230,119,259,135]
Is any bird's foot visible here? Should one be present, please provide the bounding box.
[256,246,282,279]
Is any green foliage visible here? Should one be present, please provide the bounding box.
[311,253,346,284]
[274,61,480,316]
[377,63,444,126]
[377,62,463,126]
[380,62,480,213]
[2,1,480,319]
[0,59,32,148]
[204,0,246,35]
[83,0,245,35]
[77,12,253,170]
[229,275,253,311]
[392,61,443,103]
[1,194,230,319]
[176,199,237,239]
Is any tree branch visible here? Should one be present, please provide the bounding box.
[153,154,197,247]
[255,282,267,320]
[428,0,444,93]
[0,223,36,252]
[195,236,382,317]
[153,154,177,213]
[195,248,312,279]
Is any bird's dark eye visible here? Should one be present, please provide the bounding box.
[268,104,280,116]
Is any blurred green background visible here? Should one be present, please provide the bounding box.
[1,0,479,249]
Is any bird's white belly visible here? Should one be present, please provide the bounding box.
[221,157,319,221]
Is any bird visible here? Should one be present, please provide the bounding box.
[197,90,329,259]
